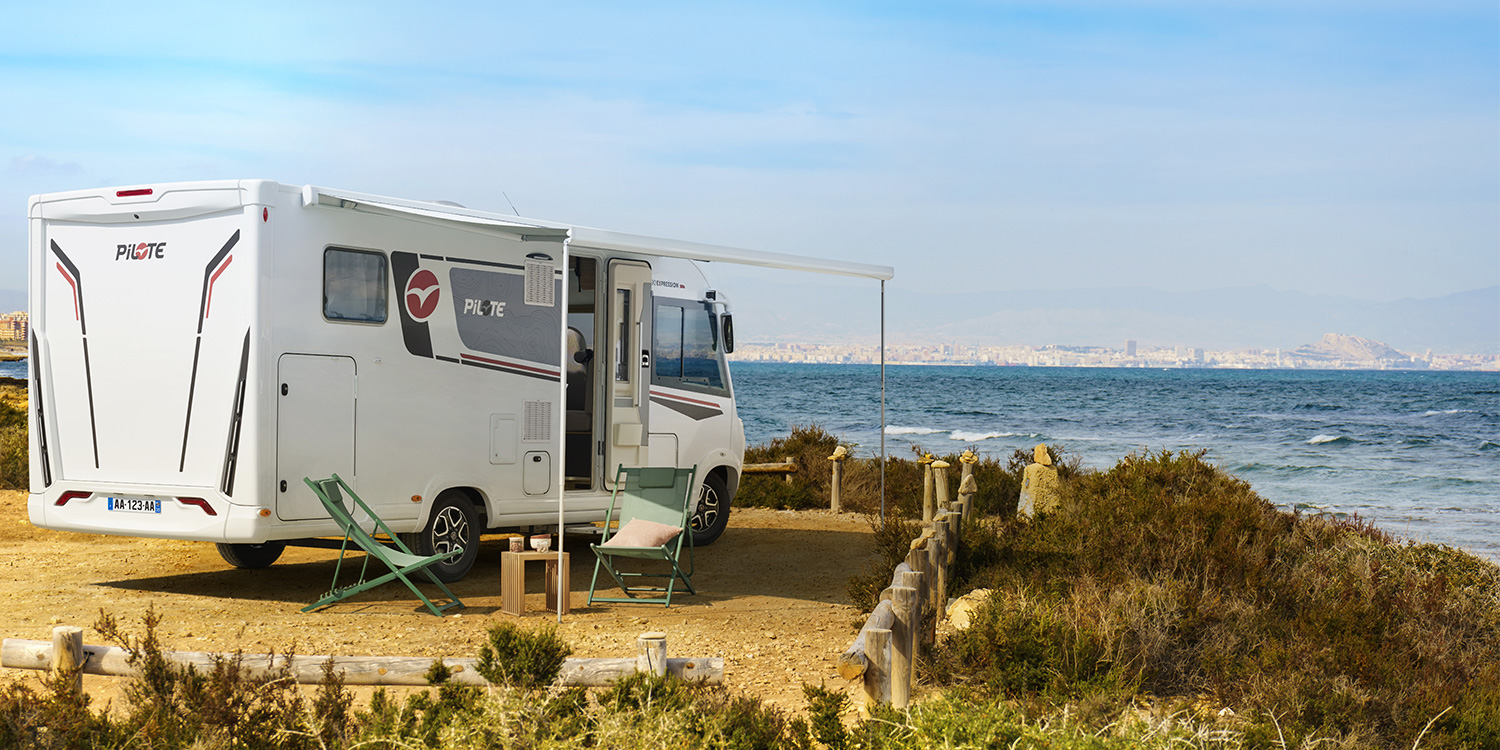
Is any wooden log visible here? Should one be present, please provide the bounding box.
[862,628,892,707]
[928,524,945,623]
[943,511,961,561]
[742,462,799,475]
[637,632,667,677]
[889,585,917,709]
[1,639,723,687]
[836,599,896,680]
[51,626,83,695]
[877,562,914,602]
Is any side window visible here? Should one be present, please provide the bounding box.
[682,307,724,389]
[324,248,387,323]
[652,300,726,394]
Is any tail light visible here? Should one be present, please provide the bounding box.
[55,490,90,506]
[177,497,218,516]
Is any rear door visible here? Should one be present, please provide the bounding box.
[40,212,249,487]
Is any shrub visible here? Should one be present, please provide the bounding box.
[474,621,572,690]
[0,398,26,490]
[927,449,1500,748]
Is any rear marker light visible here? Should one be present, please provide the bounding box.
[259,509,271,517]
[263,207,269,222]
[116,188,153,197]
[177,497,218,516]
[55,490,90,506]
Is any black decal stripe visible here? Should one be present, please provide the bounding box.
[180,231,241,469]
[435,355,460,363]
[448,256,523,271]
[30,333,51,487]
[219,330,251,496]
[391,251,434,358]
[459,358,561,383]
[81,338,100,468]
[196,231,239,334]
[51,240,100,467]
[419,253,444,261]
[179,338,203,472]
[650,396,722,421]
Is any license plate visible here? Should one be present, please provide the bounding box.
[107,496,161,514]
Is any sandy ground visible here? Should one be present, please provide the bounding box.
[0,488,878,714]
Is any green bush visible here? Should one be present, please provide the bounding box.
[927,449,1500,748]
[474,621,572,690]
[0,398,26,491]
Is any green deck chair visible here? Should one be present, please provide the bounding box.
[588,465,699,607]
[301,474,465,617]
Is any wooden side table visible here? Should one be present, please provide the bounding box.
[501,551,570,616]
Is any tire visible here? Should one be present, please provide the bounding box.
[400,492,480,583]
[690,473,732,547]
[216,541,286,569]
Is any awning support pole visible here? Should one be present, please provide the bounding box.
[556,238,571,623]
[879,279,886,530]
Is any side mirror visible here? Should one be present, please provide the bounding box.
[721,314,735,354]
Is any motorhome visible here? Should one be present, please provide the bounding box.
[26,180,893,582]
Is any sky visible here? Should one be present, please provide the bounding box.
[1,1,1496,308]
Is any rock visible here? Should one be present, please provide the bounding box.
[946,589,993,630]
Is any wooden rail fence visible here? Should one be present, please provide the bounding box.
[837,453,977,708]
[2,630,722,691]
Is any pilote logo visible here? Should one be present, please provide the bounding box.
[116,242,166,260]
[405,270,441,321]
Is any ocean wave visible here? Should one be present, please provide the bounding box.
[1480,441,1500,451]
[1306,434,1354,445]
[949,430,1015,442]
[1422,409,1475,416]
[884,426,944,436]
[1293,403,1346,412]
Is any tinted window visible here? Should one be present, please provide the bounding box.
[324,248,387,323]
[654,305,683,379]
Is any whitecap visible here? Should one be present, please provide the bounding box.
[949,430,1014,442]
[1422,409,1474,416]
[1306,434,1350,445]
[884,425,944,436]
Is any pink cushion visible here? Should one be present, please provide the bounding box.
[601,518,682,548]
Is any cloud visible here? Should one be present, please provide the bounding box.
[7,154,83,176]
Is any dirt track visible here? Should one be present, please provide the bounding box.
[0,489,878,713]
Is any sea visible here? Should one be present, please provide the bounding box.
[3,357,1496,559]
[730,362,1500,561]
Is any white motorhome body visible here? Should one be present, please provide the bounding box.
[27,179,869,581]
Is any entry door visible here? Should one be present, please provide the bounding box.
[276,354,356,521]
[605,260,652,482]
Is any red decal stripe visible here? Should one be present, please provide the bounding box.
[55,262,78,320]
[205,255,232,318]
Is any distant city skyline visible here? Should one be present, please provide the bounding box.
[2,1,1496,314]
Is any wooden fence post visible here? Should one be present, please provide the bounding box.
[783,456,798,485]
[828,446,848,513]
[891,583,918,709]
[957,473,977,525]
[636,632,668,677]
[51,626,83,695]
[959,449,976,486]
[920,454,936,522]
[933,460,951,512]
[863,628,893,707]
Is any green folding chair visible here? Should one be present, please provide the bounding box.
[302,474,465,617]
[588,465,699,607]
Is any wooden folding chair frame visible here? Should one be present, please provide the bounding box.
[587,464,698,607]
[301,474,465,617]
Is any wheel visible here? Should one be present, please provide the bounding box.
[400,492,479,583]
[690,473,732,546]
[216,541,286,569]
